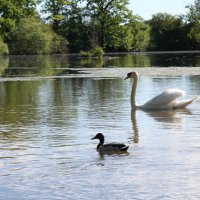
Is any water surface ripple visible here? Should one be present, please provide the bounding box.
[0,75,200,199]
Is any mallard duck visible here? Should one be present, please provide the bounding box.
[91,133,129,153]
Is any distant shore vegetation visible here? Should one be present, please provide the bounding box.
[0,0,200,56]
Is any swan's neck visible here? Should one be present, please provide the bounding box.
[131,75,138,109]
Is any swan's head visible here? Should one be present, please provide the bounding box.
[124,71,139,80]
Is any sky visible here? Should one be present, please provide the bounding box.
[129,0,195,20]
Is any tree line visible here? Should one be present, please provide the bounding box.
[0,0,200,55]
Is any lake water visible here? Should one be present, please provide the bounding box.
[0,53,200,199]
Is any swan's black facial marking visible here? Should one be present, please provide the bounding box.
[125,72,132,80]
[127,72,132,77]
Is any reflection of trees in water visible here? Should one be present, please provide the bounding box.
[0,79,79,143]
[0,80,42,143]
[81,78,127,124]
[186,75,200,96]
[0,78,125,128]
[0,75,197,144]
[1,53,200,77]
[1,55,69,77]
[106,54,151,68]
[0,81,41,124]
[79,58,105,68]
[0,56,9,75]
[148,53,200,67]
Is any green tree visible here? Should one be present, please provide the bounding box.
[0,0,37,38]
[102,14,150,51]
[119,15,150,51]
[149,13,188,50]
[186,0,200,23]
[39,0,79,33]
[185,0,200,49]
[38,0,150,52]
[84,0,130,48]
[40,0,65,31]
[39,0,83,52]
[61,2,87,52]
[7,17,67,54]
[0,37,9,55]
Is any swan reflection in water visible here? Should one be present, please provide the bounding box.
[130,108,193,144]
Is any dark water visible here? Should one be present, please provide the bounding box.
[0,52,200,78]
[0,53,200,199]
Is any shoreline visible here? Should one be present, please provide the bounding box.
[4,50,200,57]
[1,67,200,82]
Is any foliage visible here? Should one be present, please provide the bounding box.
[39,0,84,52]
[148,13,188,50]
[39,0,79,32]
[185,0,200,23]
[51,34,68,54]
[0,0,37,38]
[80,46,104,58]
[185,21,200,50]
[130,20,150,51]
[7,17,68,55]
[92,46,104,57]
[108,14,150,51]
[0,37,9,55]
[84,0,130,48]
[1,0,200,54]
[61,3,87,52]
[80,50,92,57]
[185,0,200,49]
[39,0,66,32]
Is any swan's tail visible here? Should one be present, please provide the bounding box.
[174,97,197,109]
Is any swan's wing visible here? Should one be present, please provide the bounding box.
[143,89,185,107]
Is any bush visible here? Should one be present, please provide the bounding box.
[51,34,68,54]
[92,46,104,57]
[80,46,104,58]
[0,38,9,55]
[80,50,92,57]
[7,17,68,55]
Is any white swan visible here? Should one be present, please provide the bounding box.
[125,71,196,110]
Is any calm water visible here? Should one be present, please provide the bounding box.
[0,52,200,78]
[0,53,200,199]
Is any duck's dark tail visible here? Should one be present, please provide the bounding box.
[120,146,129,151]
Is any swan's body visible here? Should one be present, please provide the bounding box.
[125,71,196,110]
[91,133,129,153]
